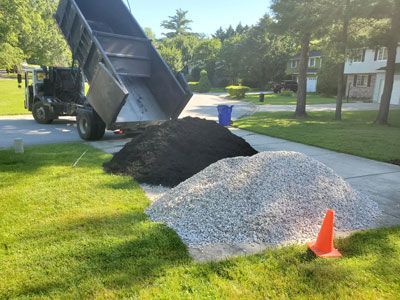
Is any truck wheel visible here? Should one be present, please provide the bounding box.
[32,102,53,124]
[77,110,106,141]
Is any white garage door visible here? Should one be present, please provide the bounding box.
[307,77,317,93]
[377,76,400,105]
[391,77,400,105]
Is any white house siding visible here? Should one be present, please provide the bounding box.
[344,47,400,75]
[345,46,400,104]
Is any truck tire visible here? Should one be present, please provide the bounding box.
[32,102,53,124]
[77,110,106,141]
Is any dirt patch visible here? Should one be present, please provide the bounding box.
[103,117,257,187]
[390,160,400,166]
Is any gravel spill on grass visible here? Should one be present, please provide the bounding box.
[147,151,381,247]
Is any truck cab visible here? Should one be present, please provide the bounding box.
[22,67,85,124]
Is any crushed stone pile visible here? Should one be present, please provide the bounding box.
[147,151,381,247]
[103,117,257,187]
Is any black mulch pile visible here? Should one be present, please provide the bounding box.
[103,117,258,187]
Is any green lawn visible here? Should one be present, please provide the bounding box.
[1,143,400,298]
[0,79,27,115]
[244,93,337,105]
[234,110,400,163]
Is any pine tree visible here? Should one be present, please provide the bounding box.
[271,0,331,118]
[161,9,193,38]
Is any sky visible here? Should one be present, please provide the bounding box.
[125,0,271,38]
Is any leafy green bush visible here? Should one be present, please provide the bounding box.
[188,82,200,92]
[198,70,212,93]
[188,67,201,82]
[226,85,250,99]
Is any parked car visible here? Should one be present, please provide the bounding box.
[282,80,298,93]
[272,80,298,94]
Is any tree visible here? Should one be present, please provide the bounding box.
[236,23,248,35]
[320,0,388,120]
[213,16,293,88]
[198,70,212,92]
[213,25,237,42]
[373,0,400,125]
[157,44,184,72]
[192,38,222,84]
[161,34,200,72]
[144,27,156,41]
[238,15,294,88]
[225,26,236,40]
[0,0,70,68]
[161,9,193,38]
[217,34,244,85]
[271,0,330,118]
[317,55,339,96]
[213,27,227,41]
[0,43,25,69]
[334,0,351,120]
[0,0,28,68]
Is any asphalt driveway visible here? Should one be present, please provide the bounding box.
[0,94,255,149]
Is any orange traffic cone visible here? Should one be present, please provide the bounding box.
[307,209,342,258]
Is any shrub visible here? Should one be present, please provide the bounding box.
[198,70,212,93]
[188,82,200,93]
[189,67,201,82]
[226,85,250,99]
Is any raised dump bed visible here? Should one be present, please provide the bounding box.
[55,0,192,139]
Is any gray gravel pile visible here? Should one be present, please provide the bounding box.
[147,151,380,247]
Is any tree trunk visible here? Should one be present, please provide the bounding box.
[295,33,310,118]
[375,7,400,125]
[335,0,350,121]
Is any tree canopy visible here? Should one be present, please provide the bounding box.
[1,0,397,127]
[0,0,70,69]
[161,9,193,38]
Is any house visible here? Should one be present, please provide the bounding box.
[287,50,322,93]
[344,46,400,105]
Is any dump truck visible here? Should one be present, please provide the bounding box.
[20,66,85,124]
[54,0,192,140]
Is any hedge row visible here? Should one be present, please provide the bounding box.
[226,85,250,99]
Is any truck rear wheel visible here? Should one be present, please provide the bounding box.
[32,102,53,124]
[77,110,106,141]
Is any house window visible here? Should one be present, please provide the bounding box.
[291,60,298,68]
[309,57,316,67]
[377,47,388,61]
[348,49,365,63]
[357,75,368,87]
[353,74,372,87]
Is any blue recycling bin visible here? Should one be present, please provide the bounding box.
[217,105,234,126]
